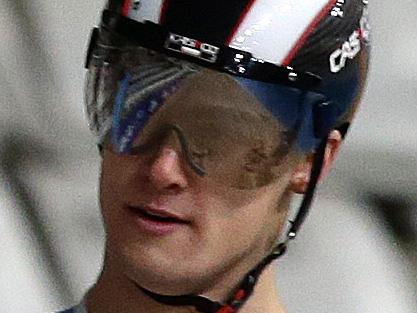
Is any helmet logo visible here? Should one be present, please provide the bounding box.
[329,5,370,73]
[132,1,141,11]
[331,0,345,18]
[165,33,220,63]
[329,30,361,73]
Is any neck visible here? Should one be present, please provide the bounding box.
[85,265,286,313]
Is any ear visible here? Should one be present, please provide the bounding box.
[290,130,343,194]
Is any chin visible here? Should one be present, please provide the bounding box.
[117,243,220,296]
[127,256,208,295]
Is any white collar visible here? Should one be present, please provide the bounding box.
[73,300,88,313]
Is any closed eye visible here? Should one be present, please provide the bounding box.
[129,128,167,155]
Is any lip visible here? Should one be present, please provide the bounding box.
[127,204,191,236]
[141,204,190,223]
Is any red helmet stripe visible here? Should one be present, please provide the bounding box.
[159,0,172,24]
[121,0,164,23]
[226,0,257,45]
[121,0,131,17]
[282,0,338,66]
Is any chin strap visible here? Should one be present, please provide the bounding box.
[137,136,329,313]
[137,243,287,313]
[286,133,328,239]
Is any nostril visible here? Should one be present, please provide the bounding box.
[165,183,183,193]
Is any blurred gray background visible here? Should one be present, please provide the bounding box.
[0,1,416,312]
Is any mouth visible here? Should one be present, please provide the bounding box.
[127,205,191,235]
[130,206,190,224]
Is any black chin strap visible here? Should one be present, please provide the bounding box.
[137,243,287,313]
[286,133,329,239]
[137,137,329,313]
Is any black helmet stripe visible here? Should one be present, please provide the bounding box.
[282,0,338,66]
[288,0,366,75]
[158,0,256,45]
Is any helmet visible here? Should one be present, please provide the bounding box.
[85,1,370,312]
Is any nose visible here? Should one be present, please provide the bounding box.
[149,146,188,193]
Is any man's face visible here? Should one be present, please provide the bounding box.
[99,72,297,298]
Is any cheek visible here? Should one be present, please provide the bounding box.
[100,151,145,202]
[195,185,285,262]
[99,153,141,235]
[99,164,124,240]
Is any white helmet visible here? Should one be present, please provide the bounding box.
[84,1,370,312]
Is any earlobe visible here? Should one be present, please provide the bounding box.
[290,130,343,194]
[290,155,313,194]
[320,130,343,181]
